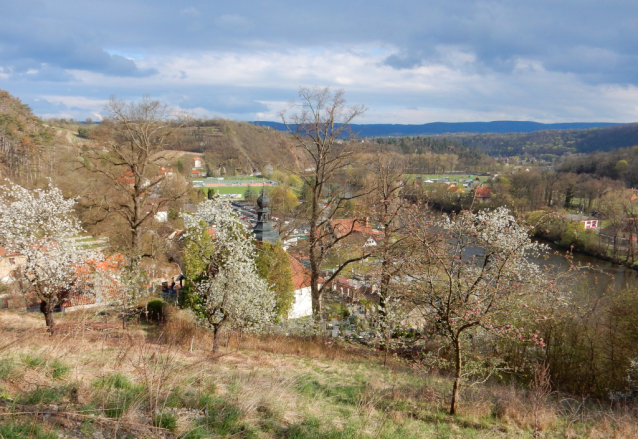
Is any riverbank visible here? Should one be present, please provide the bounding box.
[526,210,638,273]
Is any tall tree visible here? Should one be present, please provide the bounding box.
[280,86,370,318]
[80,96,188,260]
[367,154,413,365]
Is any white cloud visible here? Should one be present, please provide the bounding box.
[10,44,638,124]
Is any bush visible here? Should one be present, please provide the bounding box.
[147,299,167,322]
[77,127,90,139]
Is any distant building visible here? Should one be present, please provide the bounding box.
[327,218,383,247]
[475,185,492,202]
[0,246,24,283]
[194,157,203,169]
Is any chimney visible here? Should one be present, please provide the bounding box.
[363,217,369,228]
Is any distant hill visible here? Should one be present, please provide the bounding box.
[444,123,638,157]
[253,121,638,157]
[251,120,622,137]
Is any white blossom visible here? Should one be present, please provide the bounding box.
[0,181,101,327]
[183,196,275,348]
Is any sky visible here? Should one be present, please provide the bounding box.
[1,0,638,124]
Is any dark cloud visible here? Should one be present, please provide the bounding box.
[10,65,77,82]
[1,0,637,122]
[2,0,637,83]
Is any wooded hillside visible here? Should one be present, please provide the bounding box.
[0,91,53,178]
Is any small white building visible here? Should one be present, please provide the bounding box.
[194,157,203,169]
[288,255,314,319]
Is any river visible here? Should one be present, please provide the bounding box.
[534,239,638,294]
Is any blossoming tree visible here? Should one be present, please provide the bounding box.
[404,207,555,415]
[182,197,275,352]
[0,181,99,329]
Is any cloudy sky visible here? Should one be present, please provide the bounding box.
[1,0,637,123]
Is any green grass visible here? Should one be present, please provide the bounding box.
[51,359,71,379]
[154,412,178,432]
[92,372,145,418]
[201,186,247,196]
[21,353,47,368]
[17,385,70,405]
[19,355,70,379]
[103,386,145,418]
[0,421,57,439]
[0,358,14,379]
[93,372,134,390]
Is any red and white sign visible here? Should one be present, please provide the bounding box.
[582,220,598,229]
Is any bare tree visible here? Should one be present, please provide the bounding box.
[79,96,189,260]
[367,154,415,365]
[280,86,370,318]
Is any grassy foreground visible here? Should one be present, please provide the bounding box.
[1,310,638,438]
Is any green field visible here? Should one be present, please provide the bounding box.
[407,174,490,184]
[188,176,265,183]
[200,186,251,198]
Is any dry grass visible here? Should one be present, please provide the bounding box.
[3,309,638,438]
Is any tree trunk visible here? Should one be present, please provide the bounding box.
[40,300,55,331]
[450,338,462,415]
[212,323,222,352]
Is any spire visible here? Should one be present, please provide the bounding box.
[253,187,280,244]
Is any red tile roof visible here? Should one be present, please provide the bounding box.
[329,218,382,238]
[475,185,492,199]
[288,254,311,290]
[0,246,20,258]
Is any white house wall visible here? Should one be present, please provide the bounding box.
[289,286,312,319]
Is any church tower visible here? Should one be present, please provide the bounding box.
[252,188,280,244]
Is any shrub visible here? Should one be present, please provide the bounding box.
[147,298,167,322]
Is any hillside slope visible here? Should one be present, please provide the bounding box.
[174,120,310,174]
[0,90,53,176]
[1,310,637,438]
